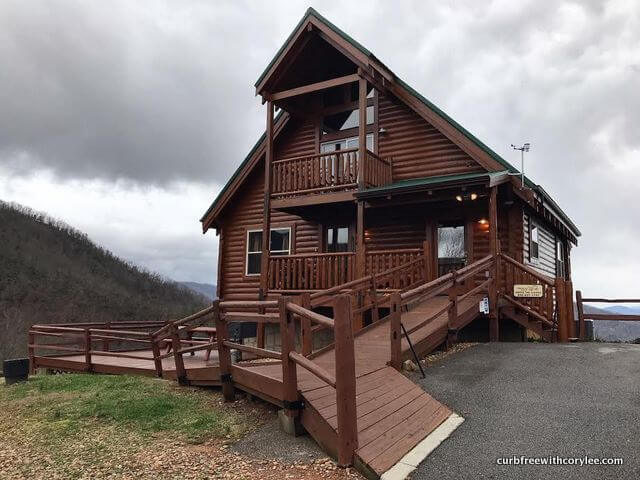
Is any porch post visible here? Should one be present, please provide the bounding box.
[355,200,365,330]
[354,77,367,330]
[488,185,500,341]
[258,101,274,347]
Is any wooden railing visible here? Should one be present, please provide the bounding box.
[270,148,392,198]
[213,296,358,467]
[363,150,392,187]
[28,320,170,377]
[388,255,495,368]
[365,248,425,290]
[575,293,640,340]
[268,252,355,292]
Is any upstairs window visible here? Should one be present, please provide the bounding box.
[529,223,539,262]
[326,226,350,252]
[320,134,373,153]
[322,106,374,133]
[246,228,291,276]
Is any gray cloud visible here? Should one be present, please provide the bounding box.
[1,0,639,296]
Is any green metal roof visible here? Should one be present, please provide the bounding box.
[202,7,580,238]
[356,171,508,198]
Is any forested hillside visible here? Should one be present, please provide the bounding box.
[0,201,208,365]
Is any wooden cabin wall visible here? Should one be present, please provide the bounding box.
[377,92,485,180]
[217,118,320,301]
[523,211,557,278]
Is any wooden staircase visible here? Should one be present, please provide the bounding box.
[502,306,555,341]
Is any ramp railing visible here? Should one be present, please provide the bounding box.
[575,293,640,340]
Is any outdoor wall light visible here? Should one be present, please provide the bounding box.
[470,193,478,200]
[456,195,463,202]
[478,219,488,225]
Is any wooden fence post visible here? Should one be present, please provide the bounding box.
[422,240,432,281]
[564,280,575,339]
[576,290,585,340]
[214,300,235,401]
[334,294,358,467]
[389,292,402,370]
[103,320,111,352]
[171,324,188,385]
[28,331,35,374]
[300,292,312,356]
[278,296,300,422]
[150,332,163,378]
[447,271,458,349]
[555,278,568,342]
[84,328,92,372]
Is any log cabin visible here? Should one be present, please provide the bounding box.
[200,8,581,345]
[29,10,584,475]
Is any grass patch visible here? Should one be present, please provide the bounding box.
[2,374,249,444]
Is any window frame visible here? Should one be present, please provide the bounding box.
[245,226,292,277]
[529,221,539,263]
[324,225,352,253]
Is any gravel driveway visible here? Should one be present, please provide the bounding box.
[411,342,640,480]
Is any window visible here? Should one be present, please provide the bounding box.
[320,134,374,153]
[437,225,466,259]
[322,106,374,134]
[529,224,539,262]
[326,226,350,252]
[556,239,566,278]
[246,227,291,276]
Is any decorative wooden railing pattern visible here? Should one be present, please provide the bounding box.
[270,148,392,198]
[268,252,355,292]
[365,248,423,290]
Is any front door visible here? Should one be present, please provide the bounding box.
[437,224,466,276]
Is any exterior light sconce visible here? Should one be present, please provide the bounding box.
[379,127,387,136]
[470,193,478,201]
[456,195,463,202]
[456,192,478,202]
[478,219,488,225]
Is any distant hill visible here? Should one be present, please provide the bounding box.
[180,281,216,300]
[0,201,208,366]
[574,303,640,342]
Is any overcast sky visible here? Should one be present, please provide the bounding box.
[1,0,639,297]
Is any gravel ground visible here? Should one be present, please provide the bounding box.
[410,342,640,480]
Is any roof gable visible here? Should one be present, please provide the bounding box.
[201,8,580,239]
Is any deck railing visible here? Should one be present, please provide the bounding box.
[213,296,358,467]
[575,293,640,340]
[365,248,425,290]
[268,252,355,292]
[270,148,392,198]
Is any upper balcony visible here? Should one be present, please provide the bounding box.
[270,148,392,208]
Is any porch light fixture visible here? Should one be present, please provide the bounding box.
[478,219,488,225]
[470,192,478,201]
[456,192,478,202]
[456,194,463,202]
[379,127,387,136]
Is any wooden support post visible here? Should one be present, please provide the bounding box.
[334,294,358,467]
[488,186,499,341]
[556,278,568,342]
[214,300,235,401]
[150,333,163,378]
[422,240,432,281]
[300,292,312,356]
[447,272,458,349]
[257,306,266,350]
[370,276,380,324]
[279,296,299,419]
[84,328,92,372]
[357,77,367,189]
[576,290,586,340]
[28,331,35,374]
[170,324,188,385]
[564,280,575,339]
[389,292,402,370]
[260,100,274,297]
[354,200,365,330]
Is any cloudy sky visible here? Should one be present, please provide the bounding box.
[1,0,639,297]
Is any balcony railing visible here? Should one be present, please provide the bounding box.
[268,252,355,292]
[271,148,392,199]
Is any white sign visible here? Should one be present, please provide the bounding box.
[514,284,544,298]
[479,297,489,314]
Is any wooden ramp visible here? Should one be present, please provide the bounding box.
[32,288,484,479]
[227,293,482,477]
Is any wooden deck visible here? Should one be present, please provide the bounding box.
[38,293,481,478]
